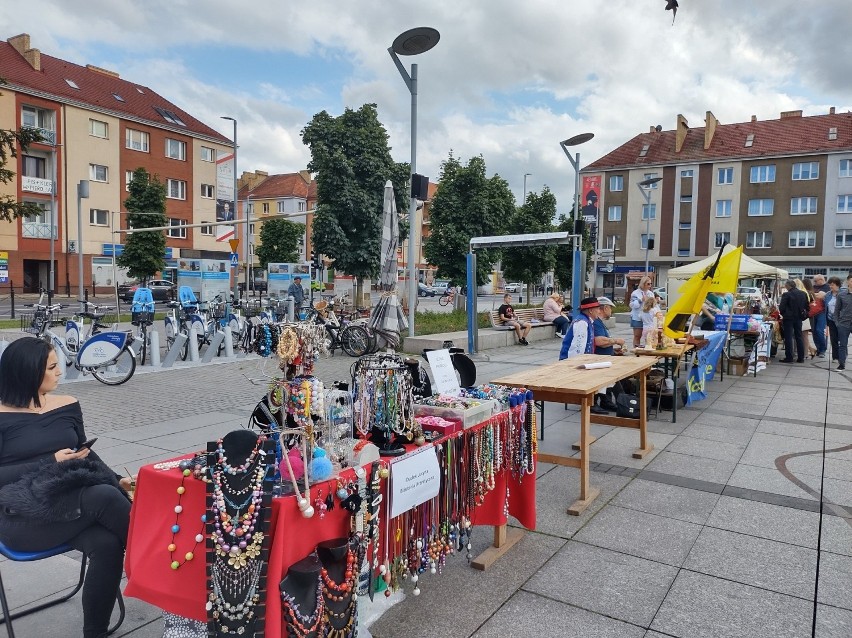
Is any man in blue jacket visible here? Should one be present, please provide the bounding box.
[559,297,602,360]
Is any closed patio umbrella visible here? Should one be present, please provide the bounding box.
[370,180,408,349]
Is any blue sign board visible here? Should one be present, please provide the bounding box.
[230,253,239,267]
[103,244,173,259]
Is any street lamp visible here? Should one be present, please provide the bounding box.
[389,26,440,337]
[559,132,594,314]
[76,180,89,310]
[637,176,663,277]
[221,116,240,300]
[523,173,531,204]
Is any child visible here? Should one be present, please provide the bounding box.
[640,294,662,347]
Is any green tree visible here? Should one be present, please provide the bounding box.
[502,187,558,297]
[301,104,409,295]
[0,80,47,222]
[255,218,304,268]
[117,168,167,283]
[424,153,513,286]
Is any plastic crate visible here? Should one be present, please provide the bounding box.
[413,399,496,430]
[714,314,750,331]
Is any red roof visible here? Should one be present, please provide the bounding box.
[585,111,852,171]
[246,173,312,199]
[0,38,229,143]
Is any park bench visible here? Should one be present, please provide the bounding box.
[488,307,553,331]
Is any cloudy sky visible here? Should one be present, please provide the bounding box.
[2,0,850,212]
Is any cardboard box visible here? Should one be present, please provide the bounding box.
[727,356,747,376]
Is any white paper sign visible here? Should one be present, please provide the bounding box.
[425,349,461,396]
[389,446,441,518]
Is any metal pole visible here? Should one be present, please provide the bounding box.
[523,172,531,204]
[76,180,88,310]
[233,121,241,301]
[643,189,651,275]
[111,211,117,308]
[406,62,418,338]
[50,149,56,294]
[572,152,583,312]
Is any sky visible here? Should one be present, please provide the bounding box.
[2,0,851,213]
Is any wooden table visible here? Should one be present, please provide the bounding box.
[633,343,694,423]
[492,354,657,516]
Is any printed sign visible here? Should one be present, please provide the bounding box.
[425,349,461,396]
[0,251,8,283]
[390,446,441,518]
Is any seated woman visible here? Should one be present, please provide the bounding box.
[543,292,570,336]
[0,337,132,638]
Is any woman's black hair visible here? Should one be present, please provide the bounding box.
[0,337,54,408]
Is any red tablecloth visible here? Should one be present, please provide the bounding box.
[125,410,536,635]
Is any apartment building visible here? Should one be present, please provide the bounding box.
[583,109,852,296]
[0,33,233,294]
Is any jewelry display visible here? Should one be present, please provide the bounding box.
[279,554,325,638]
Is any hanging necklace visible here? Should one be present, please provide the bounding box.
[168,468,207,570]
[281,579,325,638]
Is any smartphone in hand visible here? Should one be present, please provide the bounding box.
[77,437,98,451]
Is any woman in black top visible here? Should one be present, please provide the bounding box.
[0,338,131,638]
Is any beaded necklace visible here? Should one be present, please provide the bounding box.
[167,468,207,570]
[280,579,325,638]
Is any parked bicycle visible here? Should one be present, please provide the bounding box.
[438,288,456,307]
[130,287,156,365]
[65,301,117,354]
[312,299,370,357]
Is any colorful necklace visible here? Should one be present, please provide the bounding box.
[167,468,206,570]
[281,579,325,638]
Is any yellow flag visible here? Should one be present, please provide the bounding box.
[663,274,712,337]
[707,245,742,294]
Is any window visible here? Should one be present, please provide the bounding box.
[748,199,774,216]
[200,222,214,236]
[89,119,108,138]
[835,230,852,248]
[125,170,134,192]
[89,164,108,182]
[715,200,732,217]
[278,201,287,214]
[790,197,818,215]
[112,93,125,102]
[167,179,186,200]
[680,194,693,203]
[641,204,656,220]
[298,200,306,212]
[605,235,619,250]
[200,184,214,198]
[640,234,655,249]
[677,248,690,257]
[679,221,692,230]
[21,155,46,178]
[681,169,694,178]
[167,218,187,239]
[89,208,109,226]
[746,231,772,249]
[126,129,149,152]
[788,230,816,248]
[837,195,852,213]
[840,159,852,178]
[262,203,270,215]
[643,173,659,188]
[21,105,53,130]
[153,107,186,126]
[718,167,733,185]
[200,146,215,162]
[607,206,622,222]
[165,138,186,160]
[249,223,256,236]
[246,203,254,215]
[609,175,623,191]
[792,162,819,180]
[714,232,730,248]
[749,164,776,183]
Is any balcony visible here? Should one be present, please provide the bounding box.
[22,222,57,239]
[21,176,54,195]
[23,126,56,146]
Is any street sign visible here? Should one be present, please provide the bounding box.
[230,253,239,268]
[228,238,239,252]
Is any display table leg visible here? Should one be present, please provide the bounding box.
[567,396,600,516]
[672,357,679,424]
[633,369,655,459]
[572,435,597,451]
[470,524,525,571]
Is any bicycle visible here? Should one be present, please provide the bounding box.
[438,288,456,307]
[22,297,138,385]
[312,300,370,357]
[65,301,118,355]
[130,287,156,365]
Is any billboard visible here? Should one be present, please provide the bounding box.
[267,262,313,298]
[216,151,235,223]
[581,175,601,224]
[0,252,7,283]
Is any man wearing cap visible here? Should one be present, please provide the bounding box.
[559,296,602,360]
[592,297,626,411]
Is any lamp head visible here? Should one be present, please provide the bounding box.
[392,27,440,56]
[638,176,663,188]
[561,132,594,147]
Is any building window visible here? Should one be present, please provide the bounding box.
[605,235,619,250]
[200,222,214,236]
[835,229,852,248]
[298,201,306,212]
[715,200,732,217]
[167,218,187,239]
[249,223,256,236]
[607,206,622,222]
[788,230,816,248]
[714,232,730,248]
[89,208,109,226]
[246,203,254,215]
[89,119,108,138]
[677,248,690,257]
[125,170,134,192]
[840,159,852,178]
[278,201,287,214]
[837,195,852,213]
[200,146,215,162]
[718,167,734,185]
[641,204,656,220]
[747,199,774,216]
[643,173,659,188]
[21,105,54,131]
[746,231,772,249]
[640,234,655,249]
[680,194,693,203]
[200,183,214,199]
[750,165,776,183]
[165,138,186,160]
[262,203,270,215]
[167,179,186,200]
[681,169,694,178]
[609,175,623,191]
[679,222,692,230]
[89,164,108,182]
[126,129,149,152]
[792,162,819,180]
[790,197,818,215]
[21,155,46,178]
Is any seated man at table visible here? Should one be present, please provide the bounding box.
[593,297,627,411]
[560,297,602,360]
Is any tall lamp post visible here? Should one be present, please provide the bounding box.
[638,176,663,277]
[221,116,240,300]
[523,172,531,204]
[559,132,594,314]
[389,26,440,337]
[76,180,89,309]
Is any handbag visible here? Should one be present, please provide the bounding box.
[808,295,824,319]
[615,393,641,418]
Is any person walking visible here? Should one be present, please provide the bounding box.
[629,277,654,349]
[811,274,829,357]
[778,279,809,363]
[825,276,843,361]
[287,276,306,309]
[800,278,818,358]
[834,273,852,371]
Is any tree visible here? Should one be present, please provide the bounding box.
[255,218,304,268]
[502,187,558,298]
[117,168,167,283]
[301,104,409,294]
[424,153,513,286]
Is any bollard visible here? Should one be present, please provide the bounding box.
[187,327,200,362]
[55,346,80,381]
[287,297,295,322]
[223,326,234,358]
[149,330,161,367]
[161,332,187,368]
[202,331,224,364]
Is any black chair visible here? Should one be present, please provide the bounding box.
[0,541,125,638]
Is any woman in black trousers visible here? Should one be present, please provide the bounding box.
[0,338,132,638]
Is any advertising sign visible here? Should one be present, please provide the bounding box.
[0,251,8,283]
[216,150,235,223]
[581,175,601,224]
[267,262,313,298]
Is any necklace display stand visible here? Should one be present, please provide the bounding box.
[317,538,358,638]
[279,554,325,638]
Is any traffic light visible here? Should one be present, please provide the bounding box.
[311,251,322,270]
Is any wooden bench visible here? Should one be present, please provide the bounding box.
[489,307,553,330]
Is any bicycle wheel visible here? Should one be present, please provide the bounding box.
[340,324,370,357]
[438,294,451,307]
[137,325,148,366]
[91,348,136,386]
[362,325,379,353]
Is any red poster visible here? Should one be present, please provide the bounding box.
[581,175,601,223]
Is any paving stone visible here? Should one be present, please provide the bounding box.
[689,412,760,431]
[611,478,720,524]
[664,434,746,462]
[574,505,702,566]
[650,570,813,638]
[471,590,645,638]
[764,399,827,423]
[788,455,852,482]
[707,495,820,548]
[524,541,678,627]
[681,422,755,446]
[817,551,852,611]
[817,604,852,638]
[727,463,818,501]
[739,432,824,470]
[821,514,852,558]
[645,450,737,484]
[757,419,852,445]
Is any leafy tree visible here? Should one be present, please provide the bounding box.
[301,104,409,294]
[117,168,167,283]
[255,218,304,268]
[502,187,558,297]
[424,153,513,286]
